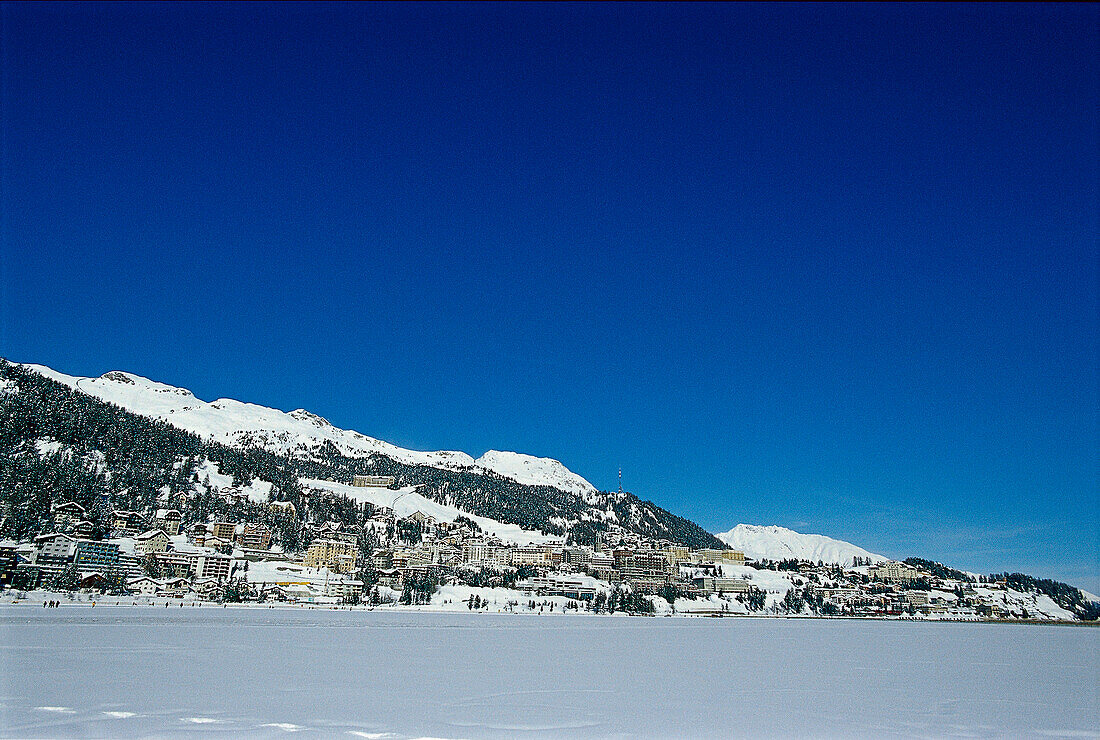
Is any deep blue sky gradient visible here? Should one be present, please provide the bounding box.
[3,3,1097,589]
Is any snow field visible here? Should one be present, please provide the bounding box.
[1,607,1097,739]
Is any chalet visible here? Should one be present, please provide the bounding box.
[79,571,110,590]
[203,536,232,552]
[154,508,182,535]
[186,523,209,545]
[127,576,161,595]
[315,522,358,545]
[191,578,223,599]
[236,524,272,551]
[70,520,96,539]
[269,500,296,517]
[110,510,147,535]
[160,577,191,597]
[372,549,394,570]
[50,502,86,530]
[406,511,432,526]
[375,568,401,589]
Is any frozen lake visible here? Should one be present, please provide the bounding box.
[1,606,1097,738]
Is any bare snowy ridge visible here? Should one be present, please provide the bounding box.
[716,523,887,566]
[21,363,597,498]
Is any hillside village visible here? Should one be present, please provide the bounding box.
[1,360,1096,621]
[2,473,1093,621]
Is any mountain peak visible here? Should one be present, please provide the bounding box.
[288,408,332,427]
[475,450,596,497]
[100,371,137,384]
[716,523,886,566]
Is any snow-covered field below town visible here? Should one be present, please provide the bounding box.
[1,606,1097,739]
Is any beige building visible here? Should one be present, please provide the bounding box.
[510,545,554,567]
[154,509,182,535]
[695,549,746,565]
[303,538,358,573]
[587,553,615,579]
[869,561,920,583]
[352,475,395,487]
[195,552,232,581]
[134,529,171,555]
[236,524,272,551]
[151,547,232,581]
[620,551,671,590]
[664,546,691,566]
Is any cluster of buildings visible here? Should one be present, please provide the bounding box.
[0,503,256,596]
[0,490,1075,620]
[1,492,762,604]
[353,510,756,600]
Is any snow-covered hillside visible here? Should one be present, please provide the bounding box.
[716,524,886,566]
[22,364,597,497]
[302,479,559,546]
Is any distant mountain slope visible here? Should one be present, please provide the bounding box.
[4,360,724,549]
[716,524,886,566]
[23,364,597,497]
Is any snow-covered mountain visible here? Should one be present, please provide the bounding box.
[716,524,886,566]
[22,364,597,497]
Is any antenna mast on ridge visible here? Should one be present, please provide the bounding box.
[618,468,622,495]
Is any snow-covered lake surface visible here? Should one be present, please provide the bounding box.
[1,607,1097,739]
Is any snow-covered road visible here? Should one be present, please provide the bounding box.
[1,607,1096,738]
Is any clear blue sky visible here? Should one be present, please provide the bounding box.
[3,3,1097,590]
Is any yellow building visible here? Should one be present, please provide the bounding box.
[302,538,358,573]
[696,548,746,565]
[664,546,690,566]
[352,475,395,487]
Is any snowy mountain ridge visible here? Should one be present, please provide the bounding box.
[22,364,597,497]
[716,523,887,566]
[16,364,900,561]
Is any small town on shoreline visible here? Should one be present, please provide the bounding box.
[2,474,1088,622]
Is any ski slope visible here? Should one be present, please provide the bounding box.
[303,478,560,546]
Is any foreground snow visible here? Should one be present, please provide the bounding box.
[1,607,1097,739]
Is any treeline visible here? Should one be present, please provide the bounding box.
[0,361,357,548]
[988,572,1099,620]
[904,558,974,583]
